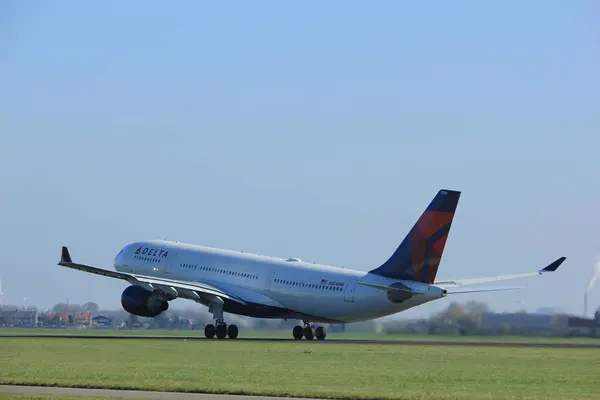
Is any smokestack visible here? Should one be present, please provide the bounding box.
[584,292,588,317]
[585,256,600,318]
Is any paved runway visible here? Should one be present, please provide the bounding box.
[2,334,599,348]
[0,385,312,400]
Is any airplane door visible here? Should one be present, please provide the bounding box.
[344,279,358,302]
[268,272,276,289]
[163,252,177,275]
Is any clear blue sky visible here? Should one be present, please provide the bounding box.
[1,1,599,318]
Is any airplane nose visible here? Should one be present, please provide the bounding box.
[113,247,126,268]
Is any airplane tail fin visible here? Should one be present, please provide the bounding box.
[368,189,461,284]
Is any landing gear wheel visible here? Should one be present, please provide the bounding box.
[292,325,304,340]
[303,326,314,340]
[204,324,216,339]
[315,326,326,340]
[227,324,239,339]
[216,324,227,339]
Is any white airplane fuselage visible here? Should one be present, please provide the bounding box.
[58,189,565,339]
[113,240,444,323]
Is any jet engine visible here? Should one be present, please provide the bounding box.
[121,284,169,317]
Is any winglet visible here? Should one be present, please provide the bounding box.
[540,257,566,273]
[60,246,73,264]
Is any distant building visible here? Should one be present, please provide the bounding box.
[48,312,92,326]
[567,308,600,329]
[481,312,558,331]
[71,313,91,325]
[535,307,559,315]
[92,315,113,328]
[0,309,38,326]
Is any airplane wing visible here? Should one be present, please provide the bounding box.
[435,257,566,294]
[57,246,248,305]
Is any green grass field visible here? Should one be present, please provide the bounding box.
[0,395,138,400]
[1,337,599,400]
[1,327,599,344]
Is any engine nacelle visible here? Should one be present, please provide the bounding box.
[121,284,169,317]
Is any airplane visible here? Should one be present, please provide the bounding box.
[57,189,566,340]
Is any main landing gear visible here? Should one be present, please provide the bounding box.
[293,320,327,340]
[203,297,238,339]
[204,319,238,339]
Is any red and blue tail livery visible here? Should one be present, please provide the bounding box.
[369,189,460,283]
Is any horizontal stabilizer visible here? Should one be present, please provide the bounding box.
[435,257,566,288]
[446,286,525,294]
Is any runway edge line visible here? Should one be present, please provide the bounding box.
[1,334,599,348]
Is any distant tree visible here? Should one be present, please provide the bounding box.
[170,314,181,329]
[463,300,489,316]
[52,303,69,313]
[83,302,99,314]
[435,302,465,324]
[128,314,139,327]
[427,323,439,334]
[153,313,171,329]
[496,322,510,335]
[456,315,477,335]
[463,300,489,326]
